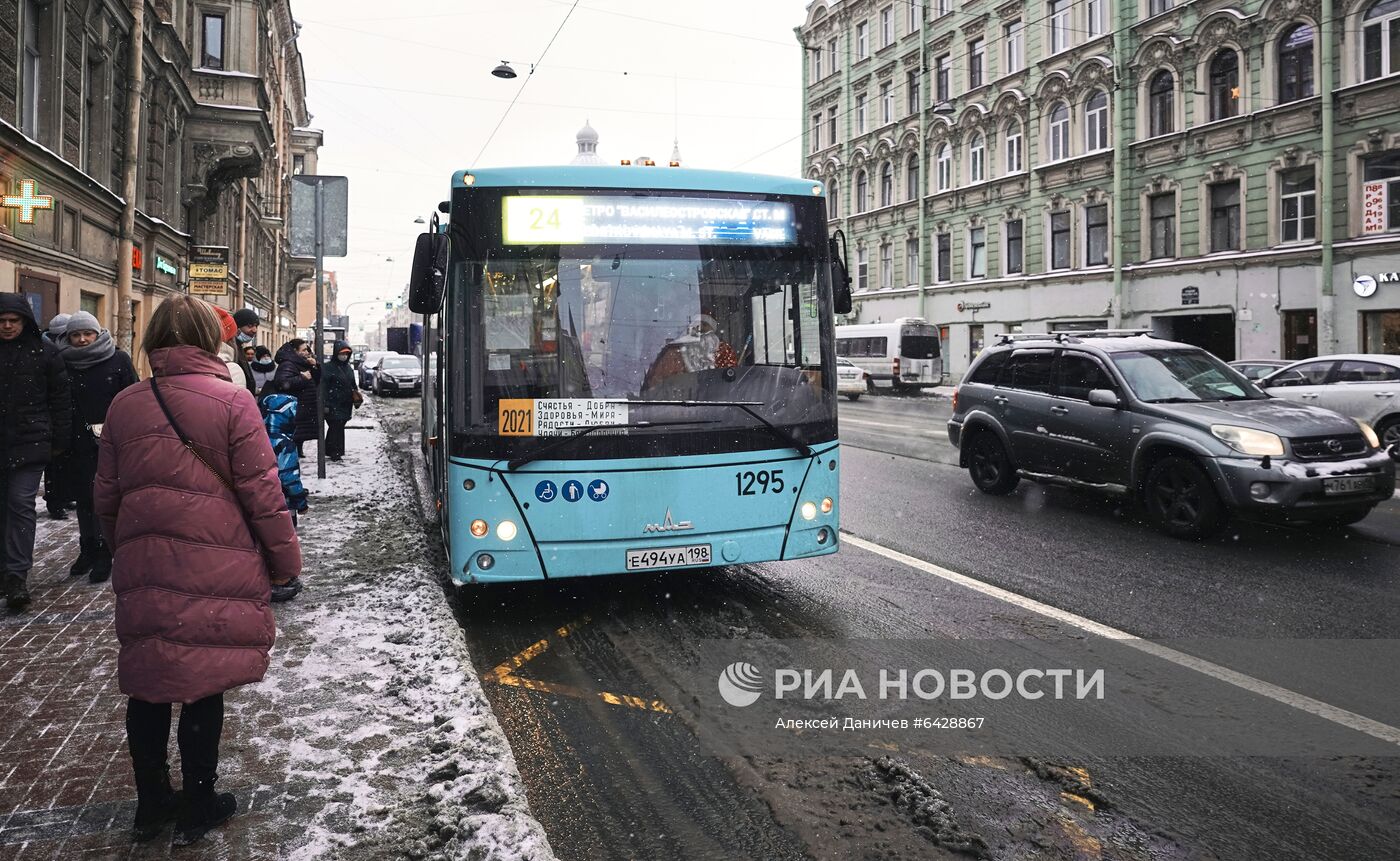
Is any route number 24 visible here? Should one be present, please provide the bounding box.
[735,469,785,496]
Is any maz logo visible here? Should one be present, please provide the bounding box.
[643,509,694,533]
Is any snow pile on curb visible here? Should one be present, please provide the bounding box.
[237,405,555,860]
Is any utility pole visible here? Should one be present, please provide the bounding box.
[115,0,145,351]
[314,178,327,479]
[1319,0,1336,354]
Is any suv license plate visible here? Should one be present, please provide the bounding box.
[1323,476,1376,495]
[626,544,712,571]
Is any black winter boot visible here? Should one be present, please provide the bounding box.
[5,576,29,611]
[130,768,179,842]
[173,785,237,847]
[70,553,93,578]
[88,552,112,584]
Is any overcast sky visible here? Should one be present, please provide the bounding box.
[294,0,810,339]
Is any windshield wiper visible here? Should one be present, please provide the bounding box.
[505,419,720,471]
[631,399,815,458]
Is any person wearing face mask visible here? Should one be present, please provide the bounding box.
[320,341,360,462]
[229,309,260,397]
[249,346,276,395]
[60,312,139,583]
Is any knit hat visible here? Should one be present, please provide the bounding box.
[47,313,71,336]
[212,305,239,343]
[65,310,102,335]
[233,308,260,329]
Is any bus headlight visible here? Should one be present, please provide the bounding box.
[800,501,818,521]
[496,520,518,541]
[820,497,834,514]
[470,519,489,538]
[476,553,494,570]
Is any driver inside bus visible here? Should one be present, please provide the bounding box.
[642,312,737,392]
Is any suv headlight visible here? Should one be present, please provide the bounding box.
[1211,425,1285,456]
[1357,420,1381,449]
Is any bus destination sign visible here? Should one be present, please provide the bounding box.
[503,195,796,246]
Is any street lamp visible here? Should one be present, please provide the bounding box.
[413,216,426,224]
[492,60,518,79]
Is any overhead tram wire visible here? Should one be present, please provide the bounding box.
[473,0,583,167]
[739,8,1348,169]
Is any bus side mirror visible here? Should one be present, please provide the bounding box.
[408,233,449,314]
[829,234,852,315]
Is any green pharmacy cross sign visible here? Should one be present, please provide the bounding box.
[2,180,54,223]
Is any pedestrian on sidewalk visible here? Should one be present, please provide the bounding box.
[94,296,303,846]
[260,390,309,519]
[42,313,75,520]
[273,338,321,458]
[250,345,277,394]
[322,340,360,462]
[61,311,138,583]
[0,295,72,611]
[212,307,252,394]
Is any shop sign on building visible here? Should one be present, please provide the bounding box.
[1363,181,1389,235]
[189,245,230,295]
[1181,286,1200,305]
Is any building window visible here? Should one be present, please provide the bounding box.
[828,37,838,72]
[1005,219,1024,274]
[829,182,840,219]
[1364,0,1400,80]
[906,237,920,285]
[856,93,867,133]
[857,247,869,290]
[856,21,869,59]
[202,13,225,70]
[881,6,894,47]
[812,47,822,81]
[1050,211,1072,269]
[1280,168,1317,242]
[856,170,869,213]
[1363,150,1400,231]
[880,241,893,288]
[828,107,838,144]
[1149,70,1175,136]
[293,154,306,175]
[1278,24,1315,101]
[935,232,951,282]
[1209,50,1240,121]
[1085,203,1108,266]
[906,155,920,201]
[969,133,986,183]
[907,69,921,114]
[1048,102,1071,162]
[1149,192,1176,258]
[935,54,951,103]
[969,227,987,278]
[82,57,100,173]
[811,114,822,152]
[908,2,922,33]
[1210,181,1241,252]
[936,144,952,191]
[1085,91,1109,152]
[20,0,43,138]
[1150,0,1174,13]
[880,81,893,124]
[968,39,985,89]
[1049,0,1071,54]
[880,161,893,207]
[1005,21,1024,74]
[1005,121,1023,173]
[1087,0,1105,37]
[937,0,951,16]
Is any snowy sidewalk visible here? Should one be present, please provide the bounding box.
[0,401,553,860]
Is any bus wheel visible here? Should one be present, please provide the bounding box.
[966,432,1019,495]
[845,393,861,401]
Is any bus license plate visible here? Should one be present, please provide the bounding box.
[625,544,712,571]
[1323,475,1376,495]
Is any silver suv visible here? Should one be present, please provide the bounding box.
[947,332,1397,538]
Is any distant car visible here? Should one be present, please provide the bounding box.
[372,354,422,397]
[358,351,396,389]
[836,357,869,401]
[1260,354,1400,449]
[1229,359,1291,381]
[948,332,1395,538]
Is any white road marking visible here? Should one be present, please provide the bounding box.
[840,532,1400,747]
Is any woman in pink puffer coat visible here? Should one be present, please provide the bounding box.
[95,296,301,847]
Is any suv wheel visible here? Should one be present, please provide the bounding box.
[1143,456,1225,539]
[966,432,1020,495]
[1377,417,1400,450]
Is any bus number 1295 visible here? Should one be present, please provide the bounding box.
[736,469,785,495]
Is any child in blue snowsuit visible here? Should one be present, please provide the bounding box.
[261,393,309,519]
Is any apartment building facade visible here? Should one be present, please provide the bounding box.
[800,0,1400,378]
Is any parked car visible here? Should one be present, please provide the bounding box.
[1228,359,1291,381]
[836,357,869,401]
[372,354,423,396]
[1259,354,1400,449]
[947,332,1395,538]
[358,351,396,389]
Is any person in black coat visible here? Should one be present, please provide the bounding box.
[273,339,321,457]
[61,311,139,583]
[321,340,360,462]
[0,294,72,610]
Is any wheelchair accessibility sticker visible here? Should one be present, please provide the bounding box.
[534,480,558,503]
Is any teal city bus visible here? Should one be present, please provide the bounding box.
[407,165,852,584]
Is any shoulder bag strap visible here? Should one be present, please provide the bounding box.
[149,376,238,496]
